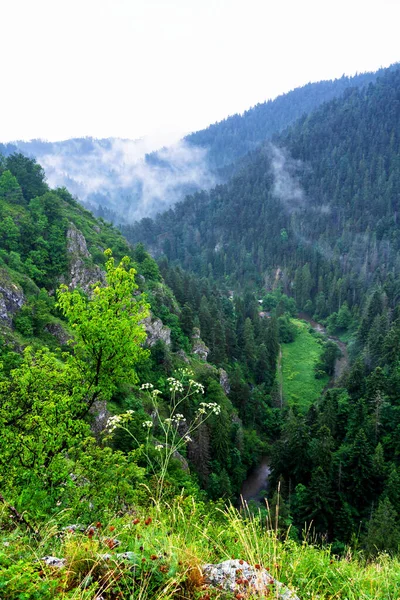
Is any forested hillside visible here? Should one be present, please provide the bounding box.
[127,67,400,315]
[185,66,395,169]
[2,66,393,225]
[0,154,288,524]
[1,68,400,598]
[123,66,400,550]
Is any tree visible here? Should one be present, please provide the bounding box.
[57,250,150,406]
[0,251,149,491]
[337,302,351,329]
[6,153,47,201]
[0,170,24,204]
[243,317,257,372]
[364,497,400,556]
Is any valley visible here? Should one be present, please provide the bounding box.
[0,60,400,598]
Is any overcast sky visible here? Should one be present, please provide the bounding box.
[1,0,399,143]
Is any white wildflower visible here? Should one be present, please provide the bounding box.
[141,383,154,390]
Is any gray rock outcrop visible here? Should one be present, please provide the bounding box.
[65,223,104,292]
[90,399,111,437]
[44,322,71,345]
[203,559,300,599]
[143,316,171,347]
[219,368,230,394]
[192,328,209,361]
[0,270,25,326]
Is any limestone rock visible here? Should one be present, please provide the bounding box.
[62,524,85,533]
[203,559,300,600]
[44,322,71,345]
[65,223,104,292]
[219,368,230,394]
[143,316,171,347]
[176,349,190,363]
[0,269,25,326]
[67,223,90,258]
[90,399,111,437]
[41,556,66,568]
[192,327,209,360]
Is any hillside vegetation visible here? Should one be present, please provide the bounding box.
[1,67,400,597]
[124,66,400,551]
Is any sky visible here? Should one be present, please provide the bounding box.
[1,0,399,143]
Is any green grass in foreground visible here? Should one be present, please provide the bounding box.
[281,319,329,412]
[1,499,399,599]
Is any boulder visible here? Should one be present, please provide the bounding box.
[40,556,66,568]
[203,559,300,599]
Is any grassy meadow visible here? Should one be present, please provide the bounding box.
[281,319,329,412]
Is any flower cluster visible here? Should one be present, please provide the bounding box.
[177,367,194,377]
[106,410,134,432]
[142,420,153,429]
[197,402,221,415]
[167,377,184,393]
[164,414,187,427]
[141,383,154,390]
[189,379,204,394]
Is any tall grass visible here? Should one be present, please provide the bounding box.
[1,496,399,599]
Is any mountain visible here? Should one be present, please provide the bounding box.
[122,65,400,547]
[126,66,400,311]
[1,64,400,585]
[2,66,395,224]
[0,152,399,597]
[185,65,398,169]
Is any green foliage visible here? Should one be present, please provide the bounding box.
[6,153,48,201]
[0,251,149,518]
[57,251,150,403]
[364,497,400,556]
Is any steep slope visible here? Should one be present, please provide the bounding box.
[185,65,397,169]
[126,67,400,314]
[123,66,400,546]
[0,151,276,509]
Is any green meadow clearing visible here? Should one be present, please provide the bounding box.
[281,319,329,412]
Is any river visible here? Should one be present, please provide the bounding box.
[240,457,271,503]
[240,315,349,503]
